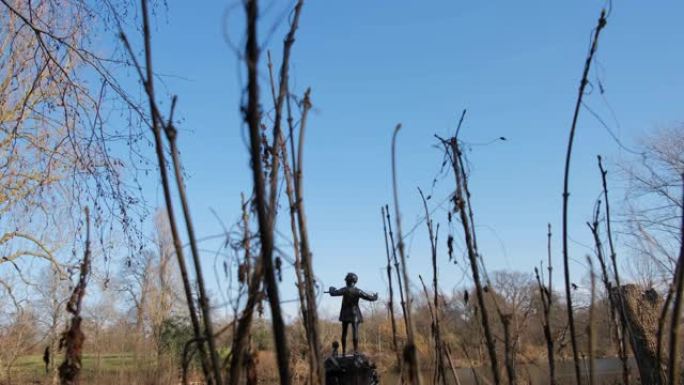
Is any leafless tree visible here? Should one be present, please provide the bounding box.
[0,309,40,383]
[623,125,684,280]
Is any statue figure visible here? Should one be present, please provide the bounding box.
[328,272,378,355]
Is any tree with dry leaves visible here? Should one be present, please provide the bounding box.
[0,0,148,295]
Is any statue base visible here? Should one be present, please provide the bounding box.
[324,353,379,385]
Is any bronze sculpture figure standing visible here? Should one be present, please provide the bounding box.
[328,272,378,355]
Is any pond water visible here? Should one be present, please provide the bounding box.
[381,358,634,385]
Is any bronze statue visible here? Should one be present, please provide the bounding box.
[328,272,378,355]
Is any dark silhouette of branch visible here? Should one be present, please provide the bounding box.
[243,1,291,384]
[437,115,501,385]
[534,265,556,385]
[561,10,607,385]
[391,124,422,385]
[657,280,675,379]
[292,89,324,384]
[58,207,90,385]
[547,224,553,303]
[385,204,409,332]
[595,156,632,385]
[587,204,630,385]
[228,237,265,385]
[418,274,439,379]
[119,2,216,381]
[586,257,596,385]
[501,313,516,385]
[166,111,223,384]
[266,53,308,333]
[382,205,403,380]
[444,344,464,385]
[419,188,447,385]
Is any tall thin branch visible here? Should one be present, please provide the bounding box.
[292,89,324,384]
[547,224,553,301]
[587,204,629,385]
[587,257,596,385]
[437,125,501,385]
[418,274,437,366]
[391,124,422,385]
[267,0,304,217]
[419,188,447,385]
[243,1,291,384]
[561,10,607,385]
[142,0,223,380]
[267,52,308,345]
[595,156,632,385]
[266,3,318,377]
[119,2,214,381]
[166,106,223,385]
[386,204,409,332]
[228,250,264,385]
[534,266,556,385]
[546,223,557,385]
[444,344,464,385]
[382,206,403,380]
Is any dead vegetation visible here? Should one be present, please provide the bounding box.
[1,2,683,385]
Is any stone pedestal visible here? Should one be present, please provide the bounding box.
[324,353,379,385]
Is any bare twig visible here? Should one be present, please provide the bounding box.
[266,53,309,357]
[266,5,320,379]
[437,116,501,385]
[419,188,447,385]
[292,89,324,384]
[119,3,214,381]
[597,155,631,385]
[228,261,264,385]
[444,344,464,385]
[418,274,437,366]
[141,1,226,381]
[391,124,422,385]
[587,194,630,385]
[385,205,409,332]
[243,1,291,383]
[268,0,304,218]
[228,197,265,385]
[534,266,556,385]
[382,206,403,379]
[586,256,596,385]
[561,10,607,385]
[547,224,553,302]
[166,97,223,385]
[546,224,557,385]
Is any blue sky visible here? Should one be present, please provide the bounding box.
[133,1,684,320]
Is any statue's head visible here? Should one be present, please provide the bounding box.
[345,272,358,286]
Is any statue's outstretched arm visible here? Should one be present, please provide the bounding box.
[328,286,344,296]
[359,289,378,301]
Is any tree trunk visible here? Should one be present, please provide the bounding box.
[613,284,664,385]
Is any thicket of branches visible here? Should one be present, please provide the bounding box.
[0,0,151,297]
[1,1,683,385]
